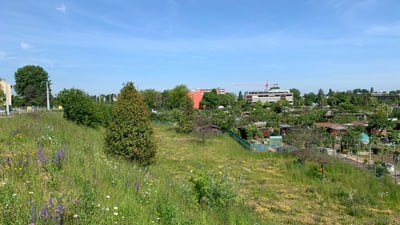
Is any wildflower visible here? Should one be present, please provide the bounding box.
[40,207,47,219]
[54,148,66,169]
[56,201,64,225]
[114,212,118,216]
[97,204,101,207]
[37,148,47,164]
[114,206,118,210]
[106,195,110,199]
[73,214,78,218]
[29,191,34,195]
[12,193,17,197]
[30,202,37,224]
[105,207,109,211]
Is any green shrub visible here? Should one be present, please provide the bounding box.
[373,161,389,177]
[307,164,321,179]
[347,206,369,218]
[189,170,237,209]
[57,88,103,127]
[156,196,178,225]
[104,82,157,166]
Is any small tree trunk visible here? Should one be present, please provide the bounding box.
[321,163,325,180]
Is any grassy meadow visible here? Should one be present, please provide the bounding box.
[0,112,399,224]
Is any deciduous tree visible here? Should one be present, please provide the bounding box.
[140,89,161,112]
[167,85,195,133]
[14,65,51,106]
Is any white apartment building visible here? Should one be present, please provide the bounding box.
[0,79,12,106]
[244,89,293,105]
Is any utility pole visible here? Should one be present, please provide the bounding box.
[5,79,10,116]
[46,81,50,110]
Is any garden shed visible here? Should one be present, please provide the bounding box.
[269,136,282,147]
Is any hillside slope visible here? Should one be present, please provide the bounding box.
[0,112,399,224]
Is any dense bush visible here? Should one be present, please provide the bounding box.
[373,161,390,177]
[57,88,103,127]
[189,170,237,209]
[104,82,157,165]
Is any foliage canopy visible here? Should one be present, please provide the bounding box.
[14,65,51,106]
[57,88,102,127]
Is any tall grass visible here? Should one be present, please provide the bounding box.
[0,112,399,224]
[0,112,263,225]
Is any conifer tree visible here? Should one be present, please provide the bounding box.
[104,82,156,165]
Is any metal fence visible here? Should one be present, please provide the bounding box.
[228,131,269,151]
[0,106,61,116]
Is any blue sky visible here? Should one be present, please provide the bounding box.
[1,0,399,96]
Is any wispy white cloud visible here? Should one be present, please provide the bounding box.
[56,3,66,14]
[20,42,31,49]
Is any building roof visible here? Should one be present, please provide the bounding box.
[315,122,346,131]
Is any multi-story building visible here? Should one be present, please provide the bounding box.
[0,79,12,106]
[244,89,293,105]
[189,88,226,109]
[371,92,400,101]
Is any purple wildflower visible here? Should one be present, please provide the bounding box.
[48,198,54,208]
[37,148,47,165]
[48,210,53,221]
[40,207,47,219]
[55,199,64,225]
[30,203,37,224]
[53,148,66,169]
